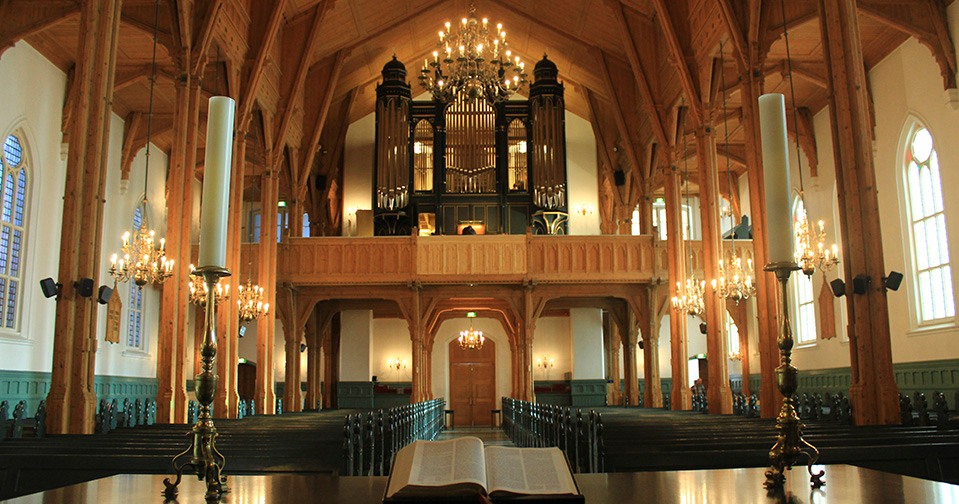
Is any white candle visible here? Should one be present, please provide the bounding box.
[758,93,794,264]
[198,96,235,269]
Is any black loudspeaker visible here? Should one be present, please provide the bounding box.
[830,278,846,298]
[97,285,113,305]
[853,274,870,295]
[300,343,307,353]
[638,340,644,350]
[613,169,626,186]
[74,278,94,298]
[315,175,326,191]
[699,322,707,334]
[238,325,247,338]
[371,375,378,383]
[883,271,904,291]
[40,277,61,299]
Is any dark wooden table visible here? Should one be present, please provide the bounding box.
[7,465,958,503]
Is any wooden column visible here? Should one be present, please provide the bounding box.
[696,127,733,414]
[304,313,320,410]
[619,317,640,406]
[255,172,278,414]
[819,0,900,424]
[408,289,428,403]
[284,325,303,412]
[664,167,691,410]
[321,315,340,409]
[174,77,203,422]
[604,313,623,406]
[728,299,751,396]
[642,290,664,408]
[46,0,123,435]
[518,288,537,402]
[740,65,780,419]
[156,73,193,424]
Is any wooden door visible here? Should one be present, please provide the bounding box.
[449,339,495,427]
[238,362,256,402]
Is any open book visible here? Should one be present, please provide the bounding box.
[384,437,583,502]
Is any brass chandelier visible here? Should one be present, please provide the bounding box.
[712,40,756,303]
[780,5,839,277]
[419,3,528,103]
[188,264,229,306]
[671,99,706,318]
[458,311,485,350]
[237,281,269,323]
[108,1,173,288]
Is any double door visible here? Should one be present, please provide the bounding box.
[448,339,495,427]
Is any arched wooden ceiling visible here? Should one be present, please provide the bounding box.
[5,0,954,212]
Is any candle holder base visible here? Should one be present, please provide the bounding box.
[163,266,231,502]
[762,262,825,491]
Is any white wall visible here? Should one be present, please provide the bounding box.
[531,316,572,380]
[570,308,604,378]
[343,113,375,234]
[566,111,600,235]
[0,41,167,379]
[430,316,511,401]
[371,318,413,382]
[339,309,373,381]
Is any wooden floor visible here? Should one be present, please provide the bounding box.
[7,465,959,503]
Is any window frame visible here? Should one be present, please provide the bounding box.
[899,120,956,329]
[124,205,147,353]
[0,131,30,337]
[791,196,818,346]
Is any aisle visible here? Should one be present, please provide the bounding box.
[434,426,515,447]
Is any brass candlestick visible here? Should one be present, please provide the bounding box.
[164,266,231,501]
[763,261,824,490]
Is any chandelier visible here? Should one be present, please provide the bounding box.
[237,280,269,323]
[108,5,173,288]
[419,4,528,103]
[779,2,839,277]
[458,312,485,350]
[794,207,839,276]
[711,40,756,303]
[670,98,706,318]
[673,277,707,317]
[188,264,229,306]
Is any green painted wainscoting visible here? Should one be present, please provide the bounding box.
[533,380,572,406]
[636,359,959,407]
[570,379,608,407]
[373,382,412,409]
[337,381,374,409]
[0,370,158,417]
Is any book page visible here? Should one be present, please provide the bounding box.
[485,446,578,496]
[386,437,488,497]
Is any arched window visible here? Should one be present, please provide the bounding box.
[0,134,29,330]
[904,125,954,323]
[725,311,740,359]
[127,207,145,350]
[792,197,816,344]
[302,212,311,237]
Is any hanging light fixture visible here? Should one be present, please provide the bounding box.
[108,0,174,288]
[237,138,269,324]
[187,264,229,306]
[779,2,840,277]
[457,311,485,350]
[419,2,528,103]
[671,101,706,317]
[712,40,756,303]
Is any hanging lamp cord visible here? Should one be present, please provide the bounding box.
[142,0,160,217]
[719,40,736,253]
[680,98,694,278]
[780,0,807,208]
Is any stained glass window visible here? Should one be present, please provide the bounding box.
[905,126,954,323]
[302,212,310,237]
[0,133,27,330]
[725,311,740,358]
[126,207,145,349]
[792,198,817,344]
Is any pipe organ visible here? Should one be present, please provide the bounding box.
[373,56,568,235]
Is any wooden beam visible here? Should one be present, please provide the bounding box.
[237,0,289,128]
[649,0,704,123]
[0,1,80,57]
[298,50,346,192]
[120,13,176,54]
[715,0,748,71]
[273,1,331,157]
[584,87,624,208]
[609,0,669,147]
[190,0,224,76]
[858,0,957,89]
[596,50,644,197]
[120,112,145,182]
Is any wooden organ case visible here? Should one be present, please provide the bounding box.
[372,56,568,236]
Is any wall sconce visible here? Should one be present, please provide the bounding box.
[536,356,555,379]
[728,350,742,361]
[387,357,407,370]
[346,207,357,236]
[574,204,595,217]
